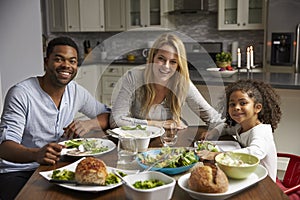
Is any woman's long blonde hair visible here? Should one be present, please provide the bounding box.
[140,33,190,123]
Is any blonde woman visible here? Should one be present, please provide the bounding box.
[110,33,222,129]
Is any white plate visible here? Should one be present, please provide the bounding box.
[39,157,139,192]
[206,68,237,78]
[110,125,164,139]
[194,141,241,152]
[60,138,116,157]
[178,165,268,200]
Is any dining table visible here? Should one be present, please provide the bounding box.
[15,126,289,200]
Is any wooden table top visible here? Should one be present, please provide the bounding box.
[16,126,289,200]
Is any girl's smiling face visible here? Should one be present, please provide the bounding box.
[228,90,262,130]
[152,45,178,85]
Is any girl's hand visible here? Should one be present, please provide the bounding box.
[196,150,220,161]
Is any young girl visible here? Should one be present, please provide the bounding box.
[200,79,282,182]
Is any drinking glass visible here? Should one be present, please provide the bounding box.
[117,136,138,164]
[160,122,178,147]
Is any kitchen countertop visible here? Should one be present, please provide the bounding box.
[190,69,300,90]
[80,59,300,90]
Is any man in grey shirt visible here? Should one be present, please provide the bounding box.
[0,36,110,199]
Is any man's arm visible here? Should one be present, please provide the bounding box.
[63,112,110,138]
[0,140,63,165]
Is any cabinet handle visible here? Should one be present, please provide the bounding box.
[109,68,116,73]
[110,83,116,88]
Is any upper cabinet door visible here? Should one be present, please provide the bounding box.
[105,0,126,31]
[47,0,104,32]
[218,0,265,30]
[126,0,162,30]
[79,0,105,31]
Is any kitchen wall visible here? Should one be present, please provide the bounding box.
[0,0,43,101]
[45,0,264,66]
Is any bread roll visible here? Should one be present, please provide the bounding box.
[75,157,108,185]
[188,162,228,193]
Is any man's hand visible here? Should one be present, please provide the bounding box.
[36,143,63,165]
[63,120,93,139]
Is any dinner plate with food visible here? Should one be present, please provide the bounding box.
[194,141,241,153]
[136,147,198,175]
[59,138,116,157]
[109,125,164,139]
[178,162,267,200]
[39,157,139,192]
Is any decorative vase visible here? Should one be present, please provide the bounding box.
[216,61,231,68]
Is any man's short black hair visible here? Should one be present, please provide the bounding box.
[46,36,79,58]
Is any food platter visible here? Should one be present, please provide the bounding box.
[136,148,198,175]
[39,157,139,192]
[60,138,116,157]
[110,125,164,139]
[178,165,268,200]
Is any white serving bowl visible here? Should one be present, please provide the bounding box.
[206,68,237,78]
[122,171,176,200]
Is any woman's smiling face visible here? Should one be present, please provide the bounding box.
[152,45,178,85]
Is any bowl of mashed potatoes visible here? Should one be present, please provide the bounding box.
[215,152,259,179]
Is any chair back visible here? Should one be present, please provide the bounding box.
[278,153,300,188]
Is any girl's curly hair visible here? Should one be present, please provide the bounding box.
[218,79,282,132]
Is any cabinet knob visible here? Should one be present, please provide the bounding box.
[243,23,246,26]
[237,23,240,26]
[109,68,116,73]
[69,25,72,28]
[110,83,116,88]
[121,25,123,28]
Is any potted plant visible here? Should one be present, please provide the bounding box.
[215,52,232,68]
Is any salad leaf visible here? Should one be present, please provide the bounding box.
[196,141,219,152]
[121,125,146,130]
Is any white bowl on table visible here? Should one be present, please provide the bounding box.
[122,171,176,200]
[206,68,237,78]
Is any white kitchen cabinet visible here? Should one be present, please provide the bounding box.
[218,0,265,30]
[73,64,102,118]
[104,0,126,31]
[47,0,105,32]
[125,0,173,30]
[79,0,105,31]
[100,65,134,107]
[47,0,80,32]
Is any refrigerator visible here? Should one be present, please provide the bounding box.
[264,0,300,73]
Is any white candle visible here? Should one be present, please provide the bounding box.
[250,46,254,68]
[246,47,250,70]
[237,48,241,68]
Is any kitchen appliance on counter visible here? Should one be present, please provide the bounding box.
[265,0,300,73]
[184,42,223,71]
